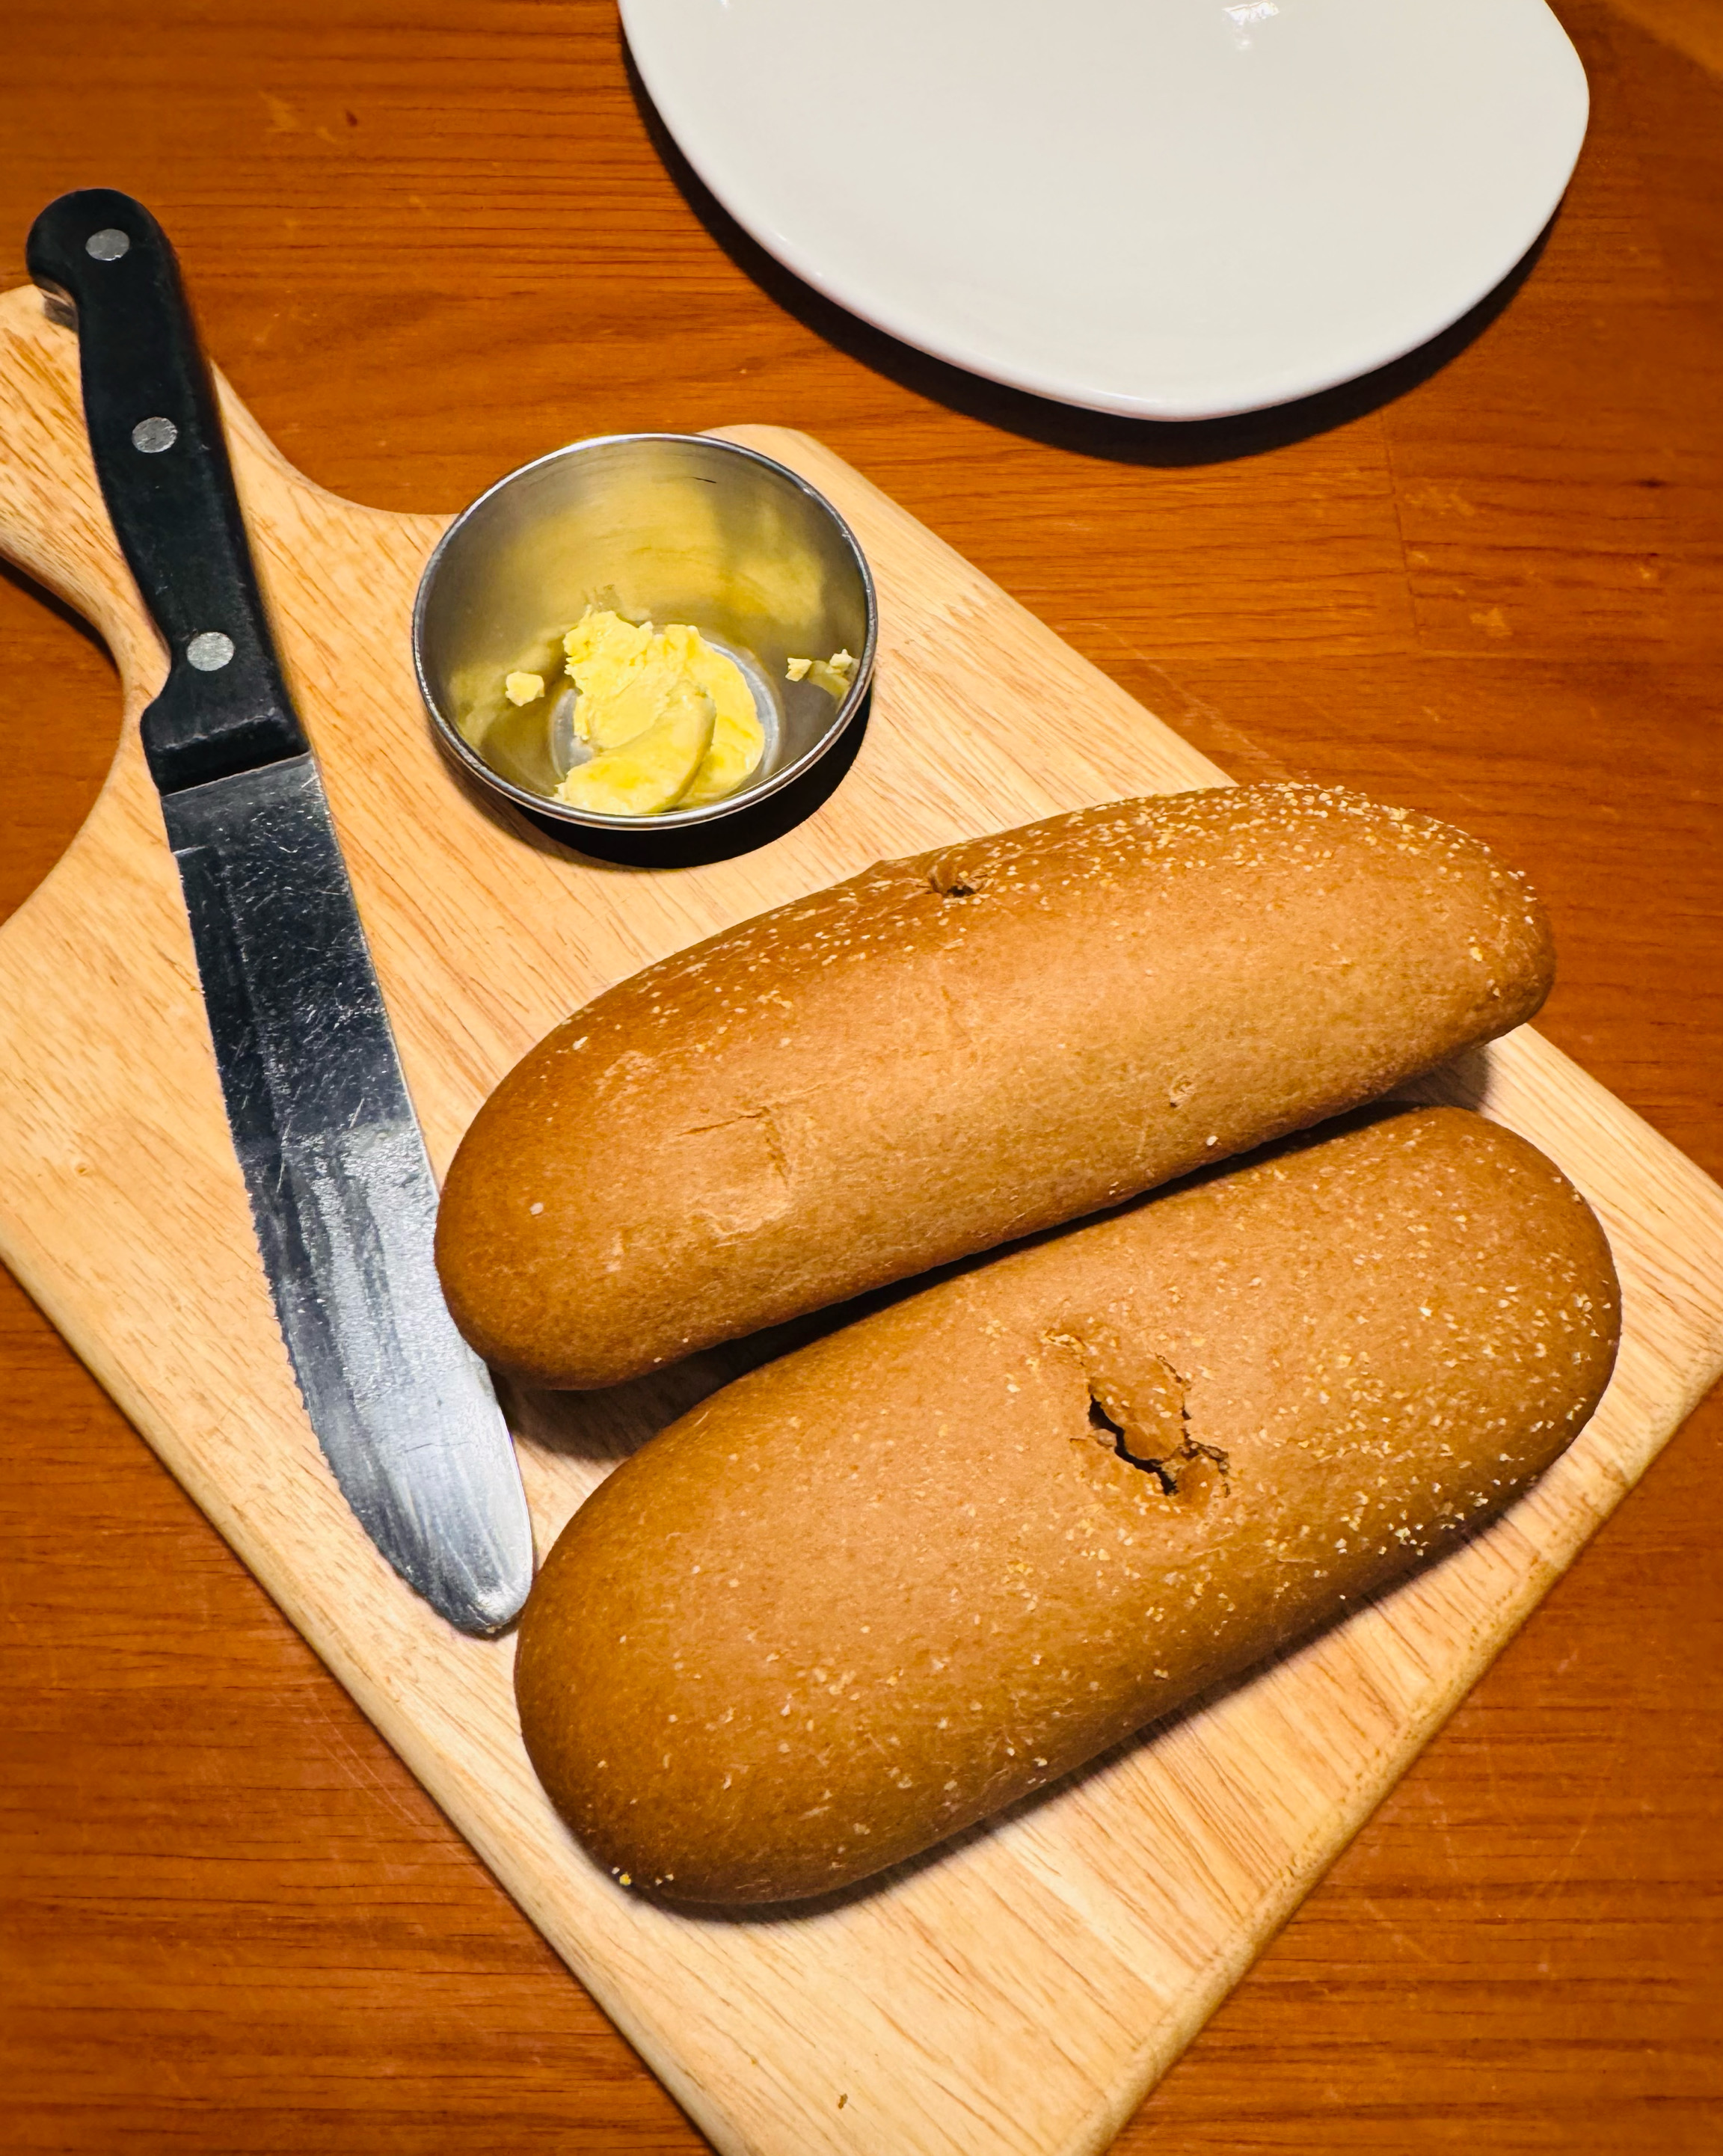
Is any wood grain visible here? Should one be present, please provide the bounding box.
[0,0,1718,2150]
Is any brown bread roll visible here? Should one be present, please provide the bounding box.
[438,782,1553,1388]
[515,1107,1619,1905]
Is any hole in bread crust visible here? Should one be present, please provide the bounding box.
[1089,1390,1181,1494]
[1069,1349,1231,1499]
[926,857,983,899]
[1176,1435,1232,1493]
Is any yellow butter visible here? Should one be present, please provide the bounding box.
[555,678,716,817]
[556,610,764,814]
[786,647,857,698]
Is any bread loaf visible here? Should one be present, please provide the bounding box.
[438,782,1553,1389]
[515,1107,1619,1904]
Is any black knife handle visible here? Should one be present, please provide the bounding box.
[26,188,308,793]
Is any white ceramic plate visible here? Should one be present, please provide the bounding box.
[621,0,1588,421]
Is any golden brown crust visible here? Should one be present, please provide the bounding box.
[439,783,1554,1388]
[515,1108,1619,1905]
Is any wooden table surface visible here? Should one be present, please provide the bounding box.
[1,3,1717,2150]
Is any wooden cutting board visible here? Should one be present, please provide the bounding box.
[2,276,1721,2156]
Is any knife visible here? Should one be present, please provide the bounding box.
[27,188,534,1636]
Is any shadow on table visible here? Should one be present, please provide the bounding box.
[624,42,1555,470]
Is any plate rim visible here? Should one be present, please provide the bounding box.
[620,0,1591,423]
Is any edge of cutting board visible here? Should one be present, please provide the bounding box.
[2,279,1722,2156]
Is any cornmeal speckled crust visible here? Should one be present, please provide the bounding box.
[438,783,1554,1388]
[515,1108,1619,1905]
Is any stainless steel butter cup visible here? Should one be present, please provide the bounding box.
[412,434,877,837]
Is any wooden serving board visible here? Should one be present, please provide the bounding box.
[2,277,1722,2156]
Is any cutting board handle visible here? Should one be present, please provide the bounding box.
[0,283,162,715]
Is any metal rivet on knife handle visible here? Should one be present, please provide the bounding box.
[132,415,178,453]
[85,226,130,260]
[186,630,235,672]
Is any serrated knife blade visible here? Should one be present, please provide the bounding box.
[28,188,533,1636]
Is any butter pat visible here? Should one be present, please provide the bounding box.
[555,610,763,814]
[505,672,545,705]
[556,677,716,817]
